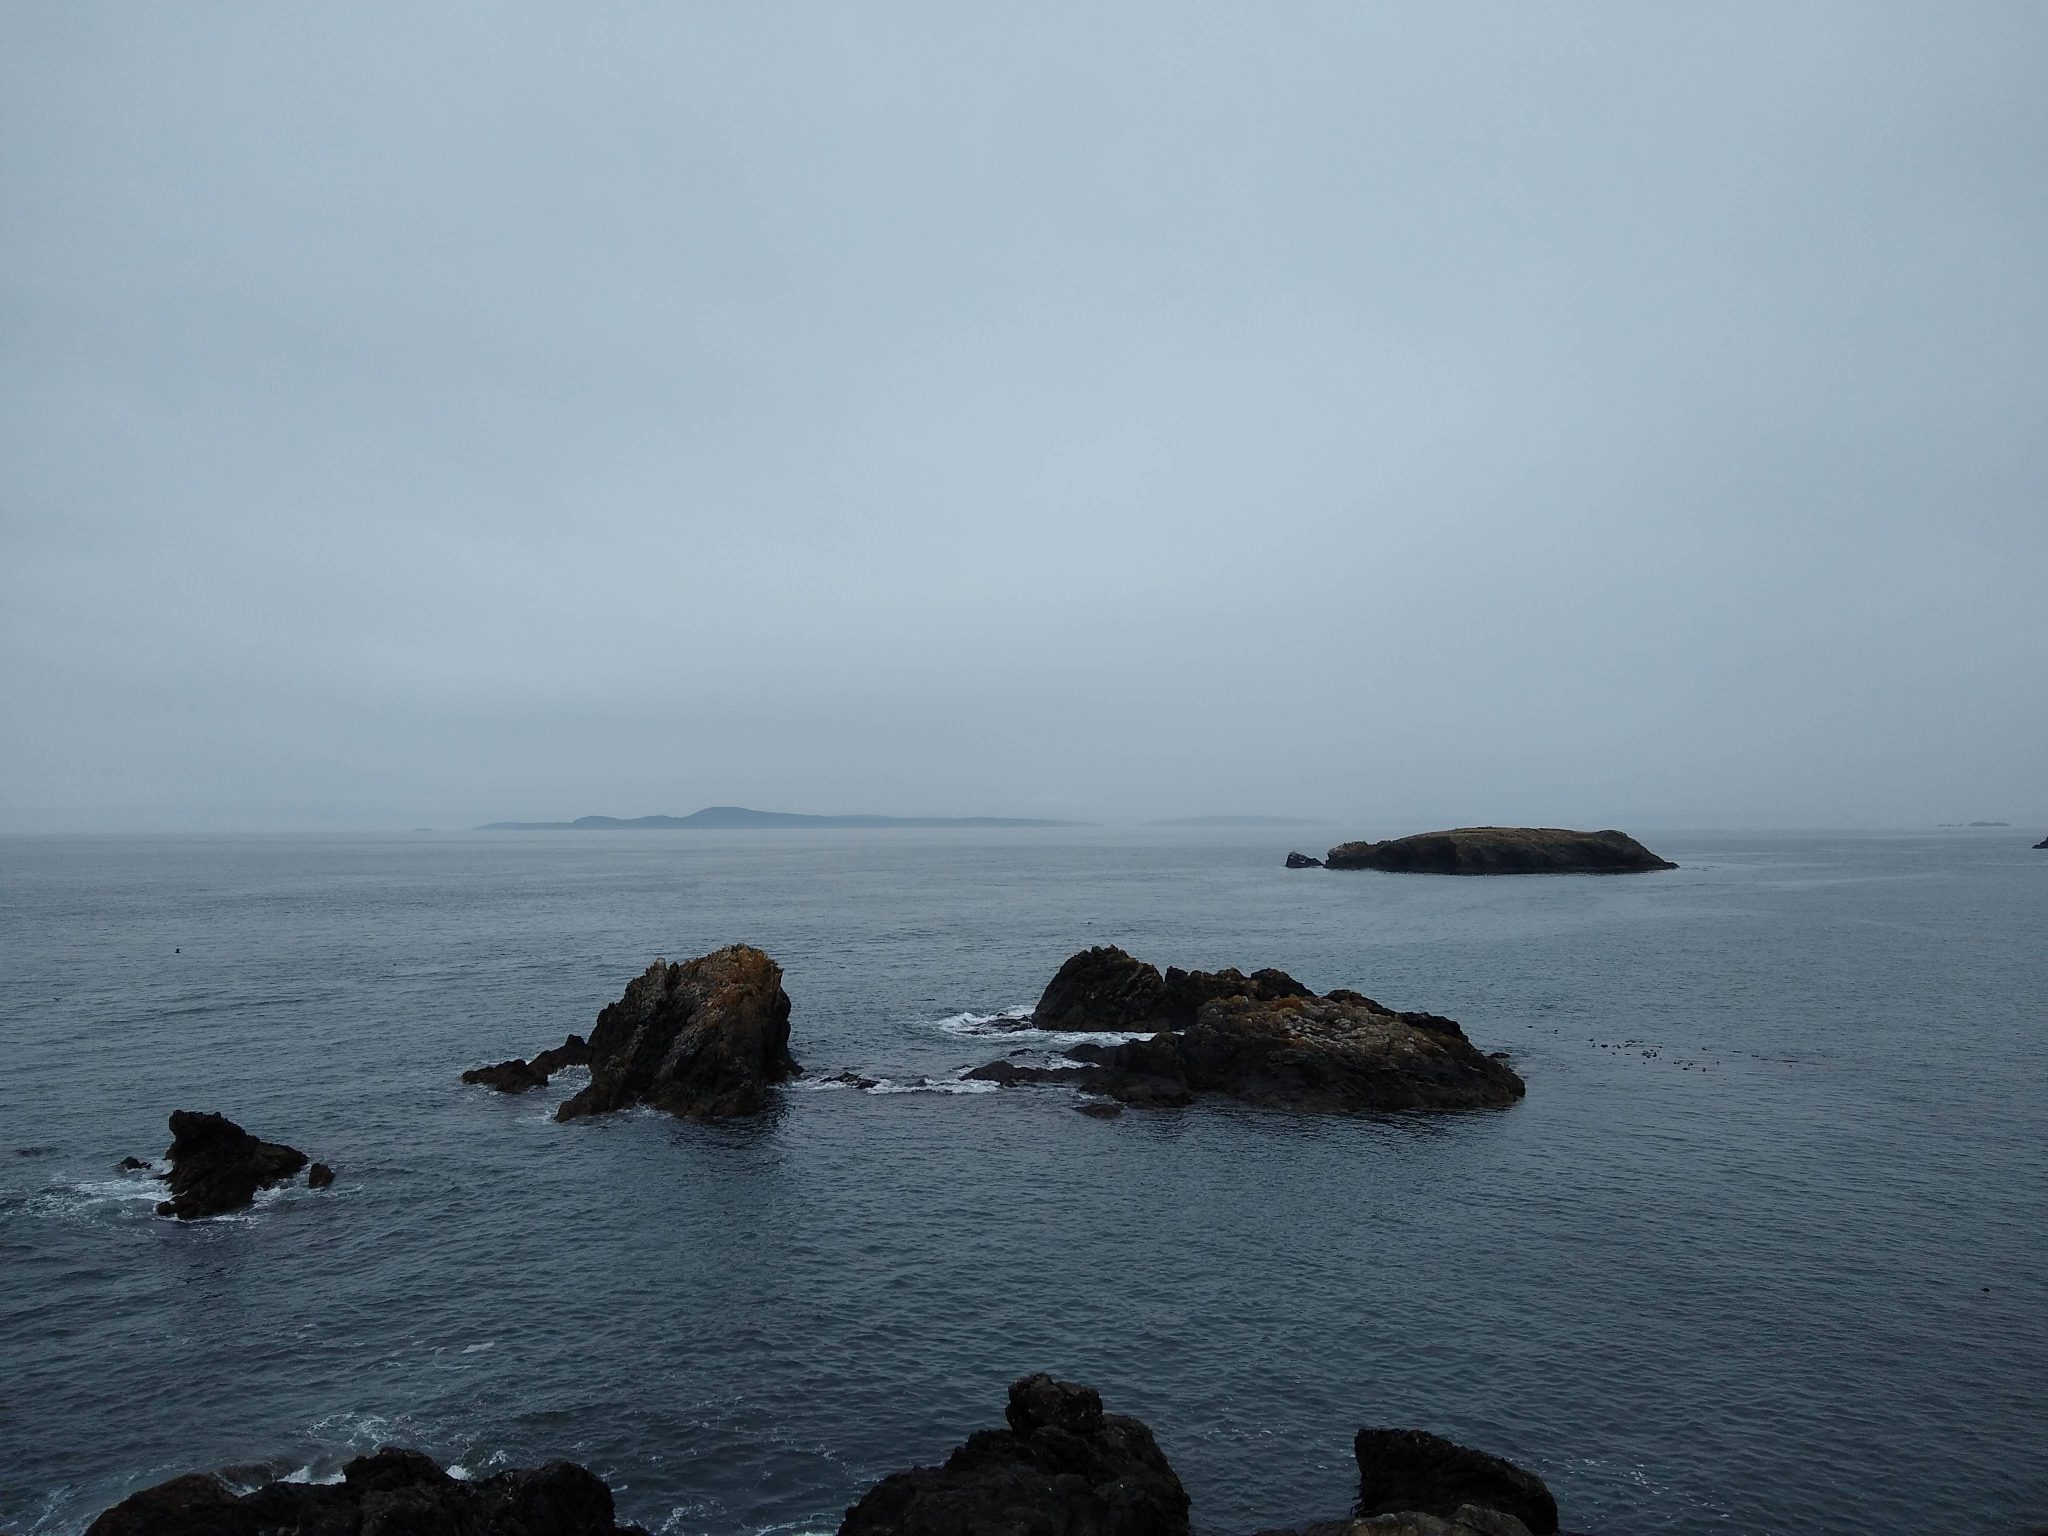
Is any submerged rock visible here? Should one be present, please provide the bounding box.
[116,1156,151,1172]
[85,1445,646,1535]
[1285,851,1324,868]
[977,951,1523,1114]
[148,1111,310,1220]
[839,1372,1189,1536]
[558,945,798,1121]
[1353,1429,1557,1535]
[1324,827,1675,875]
[462,1033,591,1093]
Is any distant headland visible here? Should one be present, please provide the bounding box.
[476,805,1086,831]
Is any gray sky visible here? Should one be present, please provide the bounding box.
[3,3,2043,831]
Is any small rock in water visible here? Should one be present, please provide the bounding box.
[1285,851,1324,868]
[307,1162,335,1189]
[1074,1101,1123,1119]
[147,1111,310,1220]
[117,1156,152,1172]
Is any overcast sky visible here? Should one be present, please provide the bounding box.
[3,3,2043,831]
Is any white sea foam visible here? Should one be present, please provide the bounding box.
[279,1465,346,1486]
[934,1008,1155,1050]
[865,1076,1001,1095]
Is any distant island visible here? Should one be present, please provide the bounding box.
[1148,815,1330,827]
[1316,826,1677,875]
[477,805,1086,831]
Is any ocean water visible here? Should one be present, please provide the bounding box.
[0,828,2042,1536]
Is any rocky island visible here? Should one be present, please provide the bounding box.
[129,1110,329,1220]
[968,946,1524,1112]
[467,944,799,1120]
[1320,827,1675,875]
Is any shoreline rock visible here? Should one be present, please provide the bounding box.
[558,945,799,1121]
[839,1373,1190,1536]
[463,1033,591,1093]
[1285,851,1325,868]
[1324,827,1675,875]
[84,1383,1561,1536]
[973,948,1524,1114]
[145,1111,315,1220]
[2034,835,2047,849]
[1353,1429,1557,1534]
[85,1446,647,1536]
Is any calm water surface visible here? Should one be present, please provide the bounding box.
[1,829,2042,1534]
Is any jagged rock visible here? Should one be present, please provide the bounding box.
[1031,946,1315,1034]
[116,1156,151,1172]
[839,1373,1189,1536]
[85,1445,646,1535]
[147,1111,309,1220]
[1353,1429,1557,1535]
[1285,851,1324,868]
[307,1162,335,1189]
[558,946,798,1121]
[978,951,1523,1114]
[463,1034,591,1093]
[1325,827,1674,875]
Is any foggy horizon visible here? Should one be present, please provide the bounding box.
[5,4,2044,835]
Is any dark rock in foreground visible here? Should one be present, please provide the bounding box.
[149,1111,311,1220]
[1325,827,1675,875]
[1354,1429,1557,1535]
[976,948,1524,1114]
[839,1373,1189,1536]
[558,945,799,1121]
[463,1033,591,1093]
[1286,851,1324,868]
[1260,1509,1531,1536]
[86,1445,646,1536]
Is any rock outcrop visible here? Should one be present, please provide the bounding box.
[1032,945,1314,1034]
[1285,851,1324,869]
[1325,827,1674,875]
[557,945,798,1121]
[86,1446,646,1536]
[1353,1429,1557,1535]
[974,951,1524,1114]
[839,1373,1189,1536]
[2034,835,2047,849]
[147,1111,311,1220]
[463,1034,591,1093]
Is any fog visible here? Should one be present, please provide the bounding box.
[3,3,2043,831]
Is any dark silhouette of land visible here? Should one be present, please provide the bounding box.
[477,805,1084,831]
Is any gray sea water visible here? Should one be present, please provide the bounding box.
[1,828,2042,1535]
